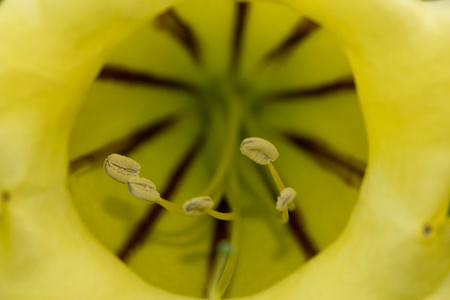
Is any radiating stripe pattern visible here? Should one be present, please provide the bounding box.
[68,0,366,298]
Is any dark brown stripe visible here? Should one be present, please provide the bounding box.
[203,199,231,297]
[116,205,164,262]
[256,164,319,257]
[230,2,250,72]
[268,76,355,101]
[116,134,205,261]
[262,17,319,63]
[69,114,179,173]
[288,212,318,258]
[98,64,199,94]
[282,132,366,187]
[154,9,202,64]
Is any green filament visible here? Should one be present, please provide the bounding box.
[208,240,234,300]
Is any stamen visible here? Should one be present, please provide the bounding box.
[208,240,234,300]
[205,209,236,221]
[240,137,279,165]
[268,161,285,192]
[276,187,297,224]
[104,153,140,183]
[104,154,236,221]
[127,177,160,203]
[157,197,235,221]
[183,196,214,215]
[276,187,297,210]
[240,137,296,222]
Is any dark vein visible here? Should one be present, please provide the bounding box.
[287,212,318,258]
[69,114,180,173]
[263,17,319,63]
[98,64,199,94]
[154,8,202,64]
[230,2,250,73]
[203,199,231,297]
[116,134,205,261]
[282,132,366,187]
[257,164,319,257]
[267,76,355,101]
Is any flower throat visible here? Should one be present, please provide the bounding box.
[104,134,297,299]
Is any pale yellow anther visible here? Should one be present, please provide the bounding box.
[183,196,214,214]
[127,177,160,203]
[104,153,141,183]
[240,137,279,165]
[276,187,297,211]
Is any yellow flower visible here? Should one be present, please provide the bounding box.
[1,0,449,300]
[69,0,364,298]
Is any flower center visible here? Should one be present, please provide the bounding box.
[68,0,367,297]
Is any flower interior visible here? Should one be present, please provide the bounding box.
[68,0,367,298]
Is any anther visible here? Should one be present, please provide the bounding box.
[240,137,279,165]
[104,153,140,183]
[127,177,160,203]
[183,196,214,215]
[276,187,297,211]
